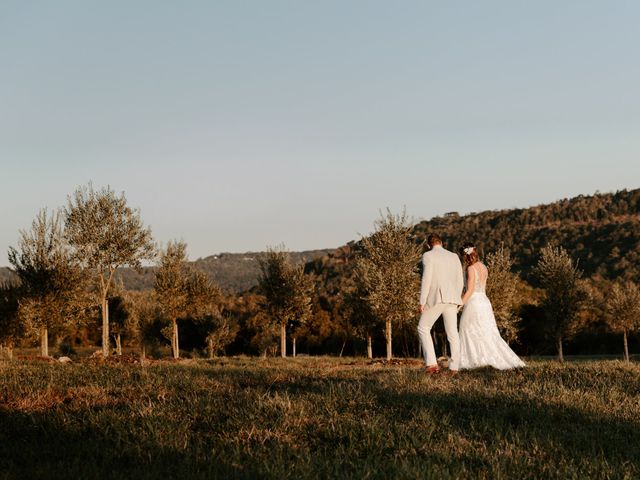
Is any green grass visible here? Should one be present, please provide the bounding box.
[1,357,638,479]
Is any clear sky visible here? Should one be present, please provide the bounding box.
[1,1,639,265]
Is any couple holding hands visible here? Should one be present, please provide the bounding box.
[418,234,525,374]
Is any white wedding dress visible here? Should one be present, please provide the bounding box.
[459,263,525,370]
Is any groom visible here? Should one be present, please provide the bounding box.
[418,234,464,373]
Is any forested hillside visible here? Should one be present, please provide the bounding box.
[308,188,640,286]
[117,188,640,294]
[0,250,333,292]
[115,249,333,292]
[413,189,640,282]
[3,189,638,291]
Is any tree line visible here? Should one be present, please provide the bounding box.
[1,185,639,362]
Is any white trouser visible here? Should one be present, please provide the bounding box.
[417,303,460,370]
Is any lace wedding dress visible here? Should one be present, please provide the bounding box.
[459,263,525,370]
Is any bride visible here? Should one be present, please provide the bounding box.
[458,243,525,370]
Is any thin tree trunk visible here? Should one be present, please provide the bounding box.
[115,333,122,356]
[386,319,392,361]
[292,337,296,358]
[172,318,179,359]
[101,296,109,357]
[339,338,347,357]
[623,330,629,362]
[40,326,48,357]
[208,338,215,359]
[280,323,286,358]
[557,335,564,362]
[442,333,448,358]
[141,343,146,360]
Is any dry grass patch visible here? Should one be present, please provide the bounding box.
[0,357,638,479]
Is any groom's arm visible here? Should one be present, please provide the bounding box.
[419,254,433,309]
[455,258,464,304]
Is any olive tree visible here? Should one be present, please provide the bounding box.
[354,209,422,360]
[534,245,585,362]
[126,289,162,360]
[485,245,522,344]
[154,241,188,358]
[248,309,280,358]
[187,268,225,357]
[204,313,239,358]
[258,246,313,358]
[8,209,85,357]
[65,184,155,357]
[605,280,640,362]
[154,241,221,358]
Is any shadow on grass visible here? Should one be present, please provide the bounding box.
[2,363,639,480]
[0,409,240,480]
[365,381,639,476]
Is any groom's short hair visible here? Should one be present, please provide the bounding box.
[427,234,443,248]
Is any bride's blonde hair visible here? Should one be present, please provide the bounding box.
[459,242,479,267]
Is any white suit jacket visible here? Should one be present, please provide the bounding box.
[419,245,464,309]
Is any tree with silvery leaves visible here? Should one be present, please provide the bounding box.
[204,312,239,358]
[65,184,155,357]
[534,244,586,362]
[9,208,86,357]
[354,209,422,361]
[155,241,222,358]
[258,245,313,358]
[605,280,640,362]
[485,245,522,344]
[126,289,162,360]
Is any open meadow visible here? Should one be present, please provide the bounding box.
[1,357,639,480]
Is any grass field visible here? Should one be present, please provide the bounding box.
[1,357,638,479]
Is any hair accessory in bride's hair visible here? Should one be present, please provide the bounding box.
[463,247,475,255]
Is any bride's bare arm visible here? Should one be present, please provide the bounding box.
[461,266,475,305]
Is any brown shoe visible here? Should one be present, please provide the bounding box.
[425,365,440,374]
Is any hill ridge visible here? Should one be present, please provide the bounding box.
[1,188,638,290]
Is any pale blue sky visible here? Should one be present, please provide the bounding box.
[1,1,639,264]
